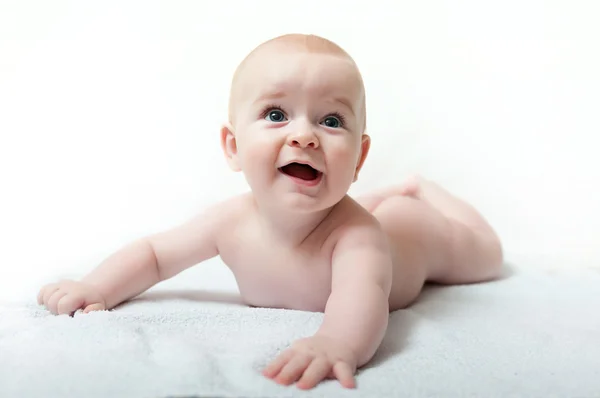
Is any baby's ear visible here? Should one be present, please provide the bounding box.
[220,123,241,172]
[353,133,371,182]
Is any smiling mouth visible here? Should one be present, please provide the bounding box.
[278,162,323,182]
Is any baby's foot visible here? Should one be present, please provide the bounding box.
[398,174,424,199]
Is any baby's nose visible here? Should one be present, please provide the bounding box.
[287,129,319,149]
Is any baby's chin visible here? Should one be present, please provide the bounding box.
[273,191,349,214]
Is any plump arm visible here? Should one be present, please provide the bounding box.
[80,203,226,310]
[316,222,393,367]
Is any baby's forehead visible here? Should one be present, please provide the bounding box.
[235,49,364,100]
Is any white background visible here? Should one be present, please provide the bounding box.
[1,0,599,301]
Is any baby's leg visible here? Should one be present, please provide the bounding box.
[356,175,503,309]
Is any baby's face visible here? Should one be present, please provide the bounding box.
[223,47,369,212]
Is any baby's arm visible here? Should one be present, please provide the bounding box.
[38,202,230,314]
[263,221,392,389]
[83,207,223,309]
[318,222,392,366]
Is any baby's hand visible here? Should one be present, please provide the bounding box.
[37,280,106,315]
[263,335,358,390]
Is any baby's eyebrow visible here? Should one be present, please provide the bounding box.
[333,97,355,116]
[254,90,286,104]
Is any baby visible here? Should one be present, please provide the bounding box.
[37,34,503,390]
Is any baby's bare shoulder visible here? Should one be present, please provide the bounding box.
[209,192,253,214]
[328,196,389,248]
[204,192,254,231]
[326,197,393,290]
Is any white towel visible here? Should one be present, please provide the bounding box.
[1,263,600,398]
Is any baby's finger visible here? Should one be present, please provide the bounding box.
[332,361,356,389]
[40,284,59,306]
[47,290,68,314]
[275,354,312,386]
[296,358,330,390]
[57,294,85,315]
[262,349,294,378]
[83,302,105,313]
[42,285,60,306]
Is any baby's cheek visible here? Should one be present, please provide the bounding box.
[327,145,360,174]
[239,135,276,164]
[241,146,281,188]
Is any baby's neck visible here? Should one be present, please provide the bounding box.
[253,200,335,247]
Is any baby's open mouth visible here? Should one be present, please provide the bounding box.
[279,162,322,181]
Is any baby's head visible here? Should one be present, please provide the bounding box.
[221,34,370,212]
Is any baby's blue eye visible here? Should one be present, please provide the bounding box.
[266,110,286,123]
[322,116,341,128]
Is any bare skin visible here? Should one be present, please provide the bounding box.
[37,34,503,390]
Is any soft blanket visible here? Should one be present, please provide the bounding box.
[1,263,599,397]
